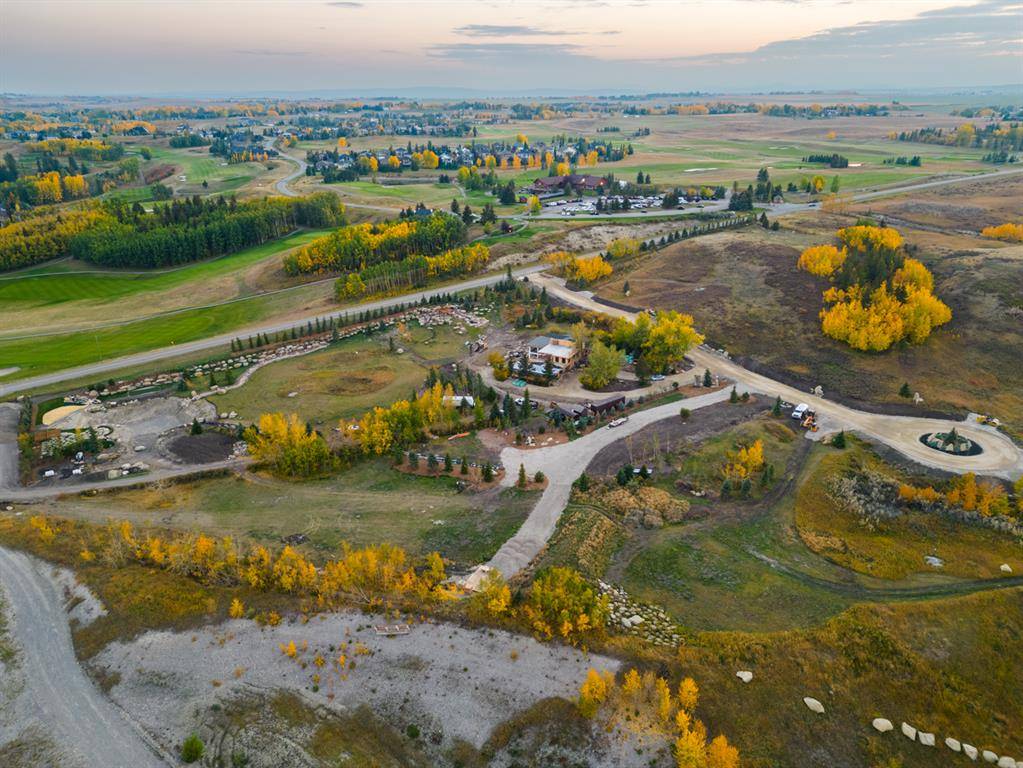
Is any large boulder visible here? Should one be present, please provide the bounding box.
[872,718,893,733]
[946,738,962,752]
[918,732,935,747]
[736,671,753,684]
[963,744,978,760]
[996,757,1015,768]
[901,722,917,740]
[803,697,825,714]
[983,751,999,763]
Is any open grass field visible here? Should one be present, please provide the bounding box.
[0,229,326,330]
[211,334,429,427]
[684,586,1023,768]
[0,275,338,382]
[34,460,537,566]
[144,144,277,198]
[596,208,1023,436]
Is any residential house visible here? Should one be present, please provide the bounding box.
[527,334,580,371]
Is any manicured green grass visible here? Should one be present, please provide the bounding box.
[0,230,327,309]
[210,335,428,426]
[146,145,267,197]
[0,283,324,381]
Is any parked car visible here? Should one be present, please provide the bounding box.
[608,416,629,428]
[791,403,810,420]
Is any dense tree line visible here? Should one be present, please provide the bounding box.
[896,122,1022,152]
[336,243,489,299]
[0,208,109,271]
[27,138,124,162]
[802,153,848,168]
[65,193,342,268]
[283,212,466,275]
[168,133,211,149]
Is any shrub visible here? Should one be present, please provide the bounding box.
[679,407,691,421]
[181,733,205,763]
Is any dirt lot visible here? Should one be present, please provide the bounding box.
[586,399,763,476]
[164,430,236,464]
[598,219,1023,436]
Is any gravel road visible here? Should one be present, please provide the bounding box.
[487,387,733,577]
[533,274,1023,480]
[0,546,167,767]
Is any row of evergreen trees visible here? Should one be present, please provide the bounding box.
[67,193,343,268]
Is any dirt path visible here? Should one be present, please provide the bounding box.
[0,547,167,767]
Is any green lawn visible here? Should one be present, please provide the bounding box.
[0,230,327,310]
[146,145,269,197]
[211,335,428,427]
[0,282,326,382]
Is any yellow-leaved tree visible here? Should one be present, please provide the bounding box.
[522,566,609,641]
[245,413,337,477]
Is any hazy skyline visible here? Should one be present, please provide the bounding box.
[2,0,1021,95]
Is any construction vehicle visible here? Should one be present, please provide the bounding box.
[800,409,818,432]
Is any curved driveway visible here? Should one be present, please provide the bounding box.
[0,546,167,767]
[484,276,1022,578]
[487,387,732,576]
[532,274,1023,480]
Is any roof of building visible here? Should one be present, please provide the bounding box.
[538,342,575,358]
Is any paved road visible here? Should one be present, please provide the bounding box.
[270,142,307,198]
[1,458,248,502]
[0,264,544,399]
[0,546,167,767]
[534,274,1023,481]
[487,388,732,576]
[0,402,18,492]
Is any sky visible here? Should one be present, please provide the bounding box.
[1,0,1021,96]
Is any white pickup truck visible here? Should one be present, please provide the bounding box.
[607,416,629,428]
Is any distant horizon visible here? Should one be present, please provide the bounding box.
[3,0,1021,96]
[3,83,1021,103]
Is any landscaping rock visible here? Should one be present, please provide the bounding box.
[963,744,978,760]
[736,671,753,684]
[1001,564,1013,574]
[872,718,893,733]
[803,697,825,714]
[918,732,935,747]
[983,750,999,763]
[996,757,1016,768]
[947,738,962,752]
[901,722,917,740]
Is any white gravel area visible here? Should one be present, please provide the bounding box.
[95,613,622,753]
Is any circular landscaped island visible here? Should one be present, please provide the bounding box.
[919,427,983,457]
